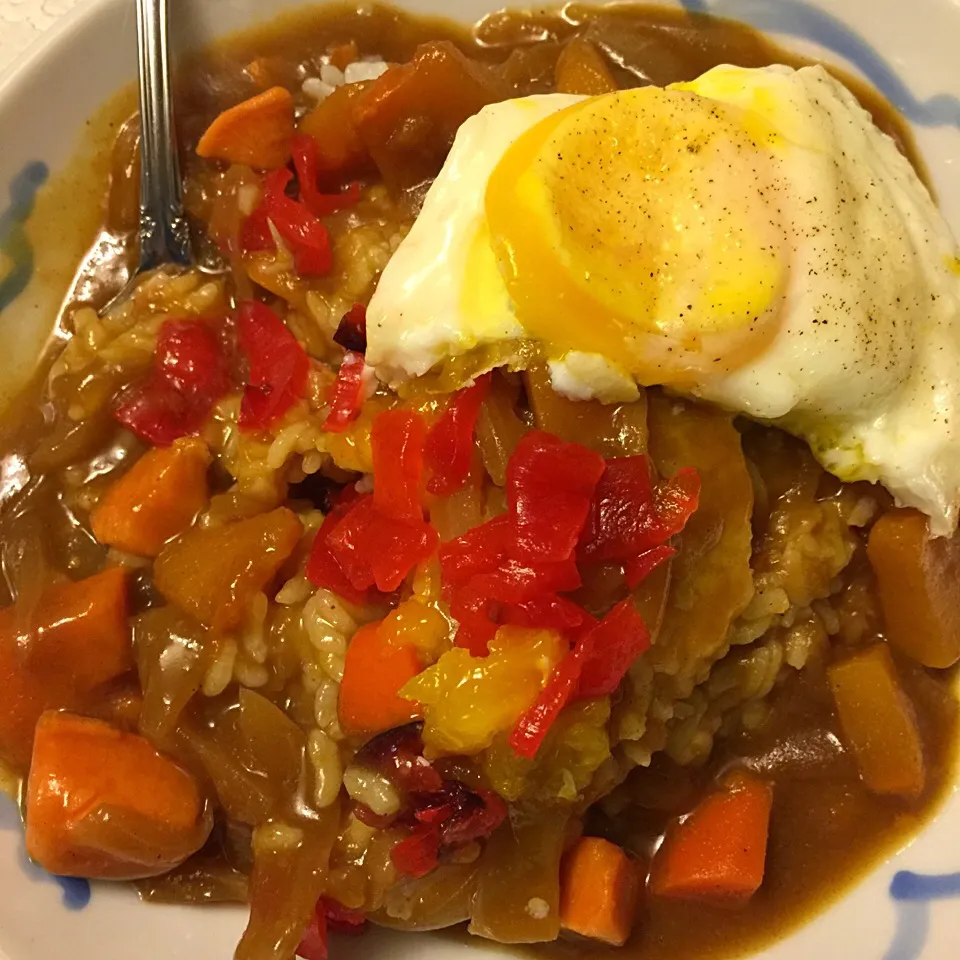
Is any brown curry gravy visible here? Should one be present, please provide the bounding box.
[7,4,957,960]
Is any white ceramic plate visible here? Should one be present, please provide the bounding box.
[1,0,960,958]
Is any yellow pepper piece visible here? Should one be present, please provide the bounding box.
[401,627,566,757]
[380,599,451,664]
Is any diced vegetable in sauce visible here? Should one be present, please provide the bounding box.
[25,711,209,879]
[827,644,926,799]
[560,837,642,946]
[867,508,960,668]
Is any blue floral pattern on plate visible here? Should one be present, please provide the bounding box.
[0,160,47,313]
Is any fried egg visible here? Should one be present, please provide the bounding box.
[366,65,960,534]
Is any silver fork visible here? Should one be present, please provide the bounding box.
[102,0,192,312]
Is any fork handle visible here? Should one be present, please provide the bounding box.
[135,0,191,270]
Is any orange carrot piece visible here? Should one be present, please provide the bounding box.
[25,711,208,879]
[19,567,131,694]
[867,508,960,668]
[828,643,926,799]
[560,837,642,946]
[338,621,424,736]
[0,568,131,767]
[91,437,211,557]
[555,38,618,96]
[328,40,360,72]
[651,772,773,906]
[196,86,295,170]
[298,82,375,183]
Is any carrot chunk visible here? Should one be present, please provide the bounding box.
[197,86,295,170]
[867,508,960,668]
[155,507,303,633]
[338,621,424,736]
[0,568,131,767]
[555,39,618,95]
[353,41,506,191]
[560,837,642,946]
[651,772,772,906]
[91,437,211,557]
[25,711,209,879]
[828,643,925,799]
[298,83,375,184]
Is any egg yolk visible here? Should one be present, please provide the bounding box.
[484,86,789,384]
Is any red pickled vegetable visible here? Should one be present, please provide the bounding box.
[239,204,272,253]
[291,133,362,217]
[392,823,440,879]
[321,897,366,933]
[372,409,427,523]
[333,303,367,353]
[466,556,581,605]
[323,351,366,433]
[115,318,232,446]
[327,494,438,593]
[438,515,513,591]
[116,377,202,447]
[507,431,605,562]
[424,374,491,495]
[501,594,588,631]
[576,598,651,698]
[624,543,676,590]
[579,456,654,562]
[509,645,586,760]
[297,910,328,960]
[449,588,500,657]
[261,167,332,275]
[237,300,310,430]
[305,498,372,606]
[634,467,701,555]
[156,320,232,405]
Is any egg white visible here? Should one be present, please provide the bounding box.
[366,66,960,534]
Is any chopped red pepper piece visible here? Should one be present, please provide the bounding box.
[509,644,585,760]
[424,374,491,495]
[327,494,438,593]
[320,897,366,934]
[500,594,588,631]
[238,203,272,254]
[391,823,440,879]
[297,909,328,960]
[631,467,701,554]
[291,133,362,218]
[333,303,367,353]
[305,497,372,606]
[465,556,581,605]
[449,587,500,657]
[261,167,332,276]
[323,351,366,433]
[237,300,310,430]
[115,318,232,445]
[438,515,513,592]
[577,597,652,699]
[372,409,427,523]
[624,543,676,590]
[156,319,232,406]
[579,456,655,562]
[507,430,606,563]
